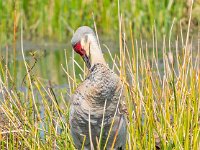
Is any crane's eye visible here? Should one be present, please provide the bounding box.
[84,34,89,43]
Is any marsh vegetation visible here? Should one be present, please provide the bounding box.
[0,0,199,149]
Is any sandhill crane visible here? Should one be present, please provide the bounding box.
[69,26,127,149]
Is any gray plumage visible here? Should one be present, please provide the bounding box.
[70,26,127,149]
[70,64,126,149]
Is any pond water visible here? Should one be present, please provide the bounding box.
[0,38,122,86]
[0,36,199,87]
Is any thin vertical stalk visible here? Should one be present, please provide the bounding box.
[13,0,17,86]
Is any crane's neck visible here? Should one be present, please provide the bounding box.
[89,35,106,68]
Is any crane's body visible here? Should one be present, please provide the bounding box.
[70,26,127,149]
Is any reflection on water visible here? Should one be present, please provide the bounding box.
[0,38,121,87]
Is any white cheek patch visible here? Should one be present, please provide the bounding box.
[80,38,85,49]
[81,37,90,57]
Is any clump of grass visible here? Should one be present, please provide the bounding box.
[111,1,199,149]
[0,1,200,150]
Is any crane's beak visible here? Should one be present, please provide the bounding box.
[82,54,91,69]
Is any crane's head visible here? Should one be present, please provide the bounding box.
[71,26,96,69]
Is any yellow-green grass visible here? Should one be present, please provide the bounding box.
[0,2,200,150]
